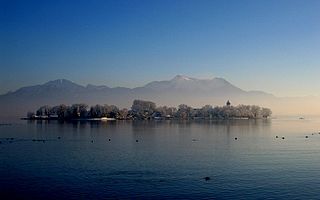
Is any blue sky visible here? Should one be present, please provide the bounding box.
[1,0,320,96]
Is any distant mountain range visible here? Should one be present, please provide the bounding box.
[0,75,319,117]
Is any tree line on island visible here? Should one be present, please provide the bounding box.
[26,99,272,120]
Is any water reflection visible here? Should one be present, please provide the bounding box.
[26,119,272,142]
[1,118,320,199]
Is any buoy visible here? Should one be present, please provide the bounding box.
[136,140,139,142]
[108,139,111,141]
[305,136,309,138]
[204,177,211,181]
[235,137,238,140]
[276,136,279,138]
[58,136,61,139]
[91,140,94,143]
[282,137,285,139]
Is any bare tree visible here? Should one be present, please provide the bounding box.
[89,104,106,118]
[250,105,261,118]
[261,108,272,118]
[36,105,51,117]
[176,104,192,119]
[118,108,129,119]
[131,99,156,119]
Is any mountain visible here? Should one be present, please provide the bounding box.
[133,75,274,108]
[0,75,316,117]
[144,75,244,93]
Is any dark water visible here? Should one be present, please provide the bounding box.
[1,118,320,199]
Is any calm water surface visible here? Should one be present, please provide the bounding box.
[1,118,320,199]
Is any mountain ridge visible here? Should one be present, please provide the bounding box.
[4,75,318,117]
[1,75,271,96]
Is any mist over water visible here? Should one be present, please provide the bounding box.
[1,118,320,199]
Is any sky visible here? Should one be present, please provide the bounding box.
[1,0,320,97]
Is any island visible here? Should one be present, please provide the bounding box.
[23,99,272,121]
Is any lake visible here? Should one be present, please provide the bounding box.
[1,118,320,199]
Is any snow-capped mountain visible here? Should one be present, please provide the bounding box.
[144,75,245,93]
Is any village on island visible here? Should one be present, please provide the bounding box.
[24,99,272,121]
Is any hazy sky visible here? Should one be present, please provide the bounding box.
[1,0,320,96]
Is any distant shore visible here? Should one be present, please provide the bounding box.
[21,116,116,121]
[24,99,272,121]
[21,116,266,122]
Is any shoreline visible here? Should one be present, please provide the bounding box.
[20,116,269,121]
